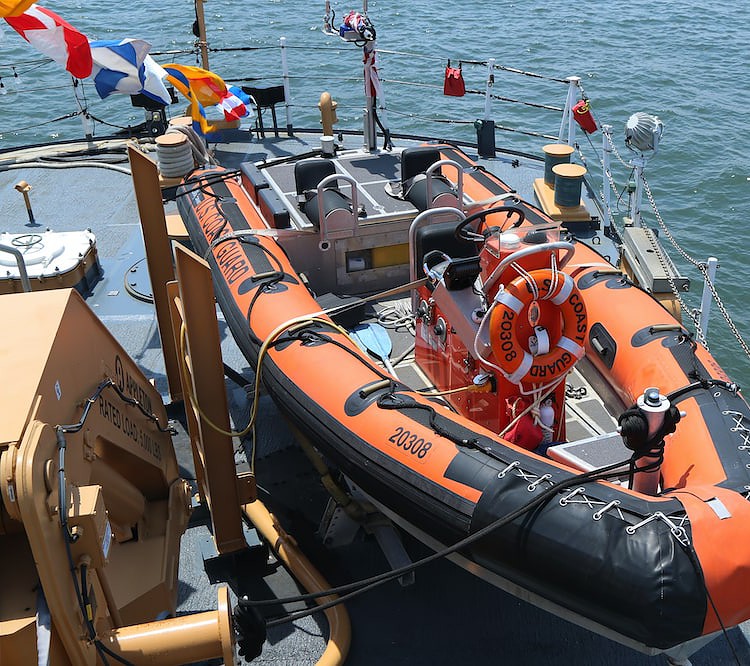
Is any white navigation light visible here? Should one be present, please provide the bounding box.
[625,112,664,154]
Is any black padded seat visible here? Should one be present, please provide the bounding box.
[241,84,285,138]
[294,158,352,228]
[295,158,337,195]
[414,220,478,274]
[400,146,457,211]
[239,161,269,204]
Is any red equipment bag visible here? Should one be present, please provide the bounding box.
[443,60,465,97]
[572,99,598,133]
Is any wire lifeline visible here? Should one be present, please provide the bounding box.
[1,110,83,135]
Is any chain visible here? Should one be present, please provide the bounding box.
[641,177,750,358]
[694,258,750,358]
[641,224,705,345]
[598,128,750,360]
[640,178,701,268]
[596,129,702,339]
[593,130,624,230]
[604,130,633,169]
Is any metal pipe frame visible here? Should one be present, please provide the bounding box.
[243,500,351,666]
[425,158,464,209]
[101,588,234,666]
[0,243,32,292]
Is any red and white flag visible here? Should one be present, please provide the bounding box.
[363,43,383,100]
[217,85,251,122]
[5,4,92,78]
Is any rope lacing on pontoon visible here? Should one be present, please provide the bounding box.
[723,410,750,474]
[625,511,690,546]
[559,488,624,521]
[498,461,693,528]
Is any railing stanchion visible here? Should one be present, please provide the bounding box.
[698,257,719,340]
[280,37,293,136]
[602,124,613,231]
[559,76,579,145]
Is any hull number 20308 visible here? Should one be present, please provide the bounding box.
[387,427,432,461]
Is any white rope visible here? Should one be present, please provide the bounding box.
[499,375,566,436]
[543,253,560,301]
[510,261,539,301]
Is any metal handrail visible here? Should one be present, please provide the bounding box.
[0,243,32,292]
[317,172,359,244]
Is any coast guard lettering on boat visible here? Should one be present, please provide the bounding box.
[194,196,252,287]
[489,269,588,385]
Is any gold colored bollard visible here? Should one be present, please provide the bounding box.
[14,180,36,225]
[318,91,339,137]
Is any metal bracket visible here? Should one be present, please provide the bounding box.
[319,487,415,587]
[621,226,689,293]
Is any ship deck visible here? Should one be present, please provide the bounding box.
[1,129,748,665]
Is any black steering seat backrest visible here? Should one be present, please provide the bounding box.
[294,158,352,229]
[400,146,460,212]
[414,220,479,291]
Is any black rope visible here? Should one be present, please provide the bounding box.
[57,378,172,435]
[377,392,482,449]
[371,97,393,150]
[173,169,243,200]
[243,453,641,623]
[296,329,393,382]
[87,112,139,133]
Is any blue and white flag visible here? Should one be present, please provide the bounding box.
[141,55,171,105]
[89,38,170,104]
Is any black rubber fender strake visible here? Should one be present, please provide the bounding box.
[470,475,705,649]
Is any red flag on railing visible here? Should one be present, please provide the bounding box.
[5,4,92,78]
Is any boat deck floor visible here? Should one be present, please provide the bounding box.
[357,295,616,429]
[1,134,748,664]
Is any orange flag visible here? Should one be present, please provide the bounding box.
[0,0,35,17]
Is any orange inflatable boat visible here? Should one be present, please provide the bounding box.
[177,143,750,658]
